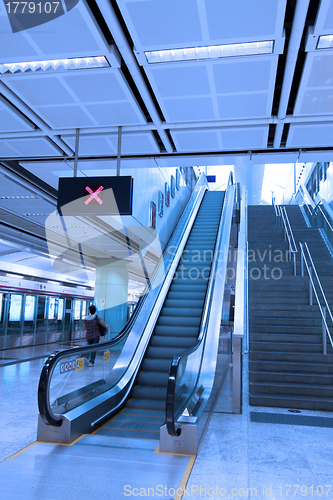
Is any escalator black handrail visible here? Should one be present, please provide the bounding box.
[38,173,209,427]
[166,174,235,436]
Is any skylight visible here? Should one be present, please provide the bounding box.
[145,41,274,64]
[0,56,110,75]
[317,35,333,49]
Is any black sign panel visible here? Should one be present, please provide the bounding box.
[57,176,133,216]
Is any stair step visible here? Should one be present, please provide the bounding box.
[249,381,333,397]
[249,370,333,385]
[249,360,333,374]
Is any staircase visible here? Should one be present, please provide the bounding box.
[248,205,333,411]
[98,191,225,439]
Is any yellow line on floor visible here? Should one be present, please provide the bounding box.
[6,442,37,460]
[154,445,195,457]
[175,454,196,500]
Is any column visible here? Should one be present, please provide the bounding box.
[94,258,128,337]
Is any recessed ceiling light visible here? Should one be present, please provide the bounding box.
[145,41,274,64]
[317,35,333,49]
[0,56,110,76]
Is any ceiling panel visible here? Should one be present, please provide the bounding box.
[145,56,277,122]
[221,126,268,149]
[171,126,268,152]
[171,130,221,152]
[0,2,109,63]
[313,0,333,34]
[287,123,333,148]
[2,69,146,129]
[117,0,286,50]
[0,99,34,133]
[0,138,61,157]
[294,52,333,116]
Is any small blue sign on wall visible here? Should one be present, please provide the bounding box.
[206,175,216,183]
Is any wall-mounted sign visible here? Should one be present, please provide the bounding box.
[165,182,170,207]
[150,201,156,229]
[57,176,133,216]
[206,175,216,183]
[171,175,176,198]
[158,191,164,217]
[176,169,180,190]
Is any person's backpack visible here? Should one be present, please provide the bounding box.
[96,316,107,336]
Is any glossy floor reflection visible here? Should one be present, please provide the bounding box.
[187,352,333,500]
[0,346,333,500]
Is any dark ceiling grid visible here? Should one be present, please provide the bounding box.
[286,0,321,115]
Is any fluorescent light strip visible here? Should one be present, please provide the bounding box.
[145,41,274,64]
[317,35,333,49]
[0,56,110,75]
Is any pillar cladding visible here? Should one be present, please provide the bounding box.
[94,258,128,336]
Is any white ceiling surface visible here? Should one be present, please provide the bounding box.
[0,0,333,280]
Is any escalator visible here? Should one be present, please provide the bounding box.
[105,192,224,439]
[38,175,234,447]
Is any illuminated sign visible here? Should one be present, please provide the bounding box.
[24,296,35,321]
[84,185,104,206]
[9,294,22,322]
[57,176,133,216]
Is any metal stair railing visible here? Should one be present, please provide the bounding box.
[300,242,333,355]
[273,202,298,276]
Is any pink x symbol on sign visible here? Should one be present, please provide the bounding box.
[84,185,104,205]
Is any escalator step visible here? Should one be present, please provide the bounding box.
[151,335,197,348]
[154,325,198,336]
[126,398,165,411]
[167,291,206,300]
[164,298,204,309]
[160,307,202,317]
[131,386,167,401]
[104,420,161,432]
[146,346,188,359]
[158,316,201,327]
[137,371,169,386]
[141,358,173,372]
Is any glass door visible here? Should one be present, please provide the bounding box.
[6,293,23,348]
[22,295,36,347]
[64,298,72,343]
[35,296,47,345]
[0,293,8,349]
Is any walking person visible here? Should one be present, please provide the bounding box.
[82,305,108,367]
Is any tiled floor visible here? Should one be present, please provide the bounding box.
[1,346,333,499]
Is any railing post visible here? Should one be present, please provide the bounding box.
[309,267,313,305]
[293,252,297,276]
[322,306,327,355]
[301,249,304,276]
